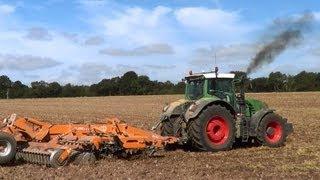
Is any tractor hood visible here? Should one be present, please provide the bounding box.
[245,98,269,115]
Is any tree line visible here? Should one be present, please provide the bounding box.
[0,71,184,99]
[232,71,320,92]
[0,70,319,99]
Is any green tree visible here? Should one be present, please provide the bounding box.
[137,75,152,95]
[251,77,269,92]
[0,75,12,98]
[31,81,49,98]
[172,81,185,94]
[284,75,296,92]
[315,73,320,90]
[61,84,89,97]
[119,71,139,95]
[10,81,28,98]
[294,71,317,91]
[48,82,62,97]
[267,72,287,92]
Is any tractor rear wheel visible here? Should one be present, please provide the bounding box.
[257,113,288,147]
[187,105,235,151]
[0,132,17,165]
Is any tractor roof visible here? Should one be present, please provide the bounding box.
[186,72,235,79]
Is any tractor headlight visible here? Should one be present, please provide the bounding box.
[163,105,169,112]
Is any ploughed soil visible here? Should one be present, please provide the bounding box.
[0,92,319,179]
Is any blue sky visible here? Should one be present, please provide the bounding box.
[0,0,319,85]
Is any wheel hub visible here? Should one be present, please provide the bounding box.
[265,121,283,143]
[206,116,229,145]
[266,127,275,136]
[0,140,11,157]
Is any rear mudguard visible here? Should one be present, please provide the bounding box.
[184,99,236,122]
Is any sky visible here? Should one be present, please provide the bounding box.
[0,0,319,85]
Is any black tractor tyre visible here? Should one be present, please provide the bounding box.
[187,104,236,151]
[0,132,17,165]
[161,116,185,150]
[161,116,185,138]
[160,118,174,136]
[161,116,183,136]
[257,113,288,148]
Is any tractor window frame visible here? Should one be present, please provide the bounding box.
[185,78,205,100]
[207,78,234,94]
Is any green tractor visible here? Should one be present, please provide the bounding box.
[159,69,293,151]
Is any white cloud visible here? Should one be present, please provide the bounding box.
[74,63,112,84]
[0,4,15,15]
[84,36,105,46]
[174,7,253,40]
[143,64,176,70]
[315,12,320,21]
[93,6,175,45]
[25,27,52,41]
[100,43,174,56]
[311,47,320,56]
[0,54,61,71]
[175,8,238,29]
[190,43,261,70]
[61,32,78,42]
[62,63,147,85]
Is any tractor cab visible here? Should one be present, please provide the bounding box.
[185,71,236,106]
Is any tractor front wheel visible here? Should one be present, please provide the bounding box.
[161,116,184,150]
[257,113,288,147]
[161,116,183,137]
[187,105,235,151]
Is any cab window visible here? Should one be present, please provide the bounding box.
[208,78,233,94]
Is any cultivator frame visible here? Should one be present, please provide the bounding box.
[0,114,177,167]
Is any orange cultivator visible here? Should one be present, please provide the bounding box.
[0,114,177,167]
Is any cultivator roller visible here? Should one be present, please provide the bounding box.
[0,114,178,167]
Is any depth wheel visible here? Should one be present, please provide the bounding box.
[50,149,69,168]
[0,132,17,165]
[257,113,288,147]
[187,105,235,151]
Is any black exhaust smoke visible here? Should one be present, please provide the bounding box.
[246,12,315,75]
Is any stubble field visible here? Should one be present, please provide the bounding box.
[0,92,319,179]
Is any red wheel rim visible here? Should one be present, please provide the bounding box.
[206,116,230,145]
[265,121,283,143]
